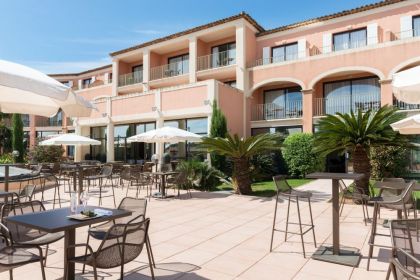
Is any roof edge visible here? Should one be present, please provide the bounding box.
[48,63,112,77]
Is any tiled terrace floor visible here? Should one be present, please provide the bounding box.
[0,179,395,279]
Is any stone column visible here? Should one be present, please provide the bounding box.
[235,24,246,91]
[112,59,119,97]
[302,89,314,133]
[143,50,150,91]
[189,37,197,83]
[379,79,393,106]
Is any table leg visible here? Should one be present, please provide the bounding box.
[162,175,166,198]
[73,172,77,192]
[332,179,340,255]
[64,228,76,280]
[78,166,83,204]
[4,165,9,192]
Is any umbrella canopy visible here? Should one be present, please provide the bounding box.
[393,65,420,104]
[0,59,94,117]
[391,114,420,134]
[39,133,101,146]
[127,126,202,143]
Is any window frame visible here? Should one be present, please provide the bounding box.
[270,42,298,62]
[332,27,367,51]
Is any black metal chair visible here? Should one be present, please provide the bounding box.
[167,171,190,198]
[68,217,155,280]
[0,222,46,280]
[1,200,64,267]
[387,218,420,279]
[338,179,370,225]
[270,175,316,257]
[85,164,116,207]
[367,181,417,270]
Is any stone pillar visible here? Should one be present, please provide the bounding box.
[302,89,314,133]
[143,50,150,91]
[189,37,197,83]
[380,79,393,106]
[235,24,246,91]
[106,121,114,162]
[29,115,36,148]
[74,120,83,161]
[112,59,119,96]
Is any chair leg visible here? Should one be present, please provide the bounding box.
[361,200,367,226]
[284,196,291,242]
[53,184,57,209]
[93,265,98,280]
[111,178,116,207]
[339,194,345,216]
[82,233,91,274]
[43,245,49,266]
[296,197,306,258]
[367,203,379,270]
[120,263,125,280]
[57,184,62,208]
[146,239,156,280]
[270,193,279,252]
[9,270,13,280]
[308,197,317,247]
[147,235,156,268]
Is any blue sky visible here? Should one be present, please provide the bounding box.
[0,0,379,74]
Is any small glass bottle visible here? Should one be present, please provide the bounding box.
[70,192,78,214]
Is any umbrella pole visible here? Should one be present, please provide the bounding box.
[4,165,9,192]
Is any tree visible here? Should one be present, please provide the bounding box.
[314,105,408,194]
[209,101,228,173]
[282,133,324,177]
[11,114,24,162]
[200,133,281,195]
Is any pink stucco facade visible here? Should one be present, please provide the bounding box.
[24,1,420,162]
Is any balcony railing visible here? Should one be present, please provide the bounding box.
[150,61,189,80]
[35,118,63,127]
[251,101,303,121]
[118,71,143,87]
[250,50,305,67]
[314,94,381,116]
[390,29,420,41]
[197,50,236,71]
[394,99,420,110]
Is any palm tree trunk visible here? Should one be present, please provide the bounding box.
[232,157,252,195]
[352,145,371,195]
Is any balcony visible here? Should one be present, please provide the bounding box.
[314,94,381,116]
[390,28,420,41]
[251,101,303,121]
[394,99,420,110]
[197,50,236,71]
[150,60,189,80]
[118,71,143,87]
[249,50,305,68]
[35,117,63,127]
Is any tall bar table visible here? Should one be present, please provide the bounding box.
[306,172,364,267]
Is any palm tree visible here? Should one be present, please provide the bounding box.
[314,105,408,194]
[200,133,281,195]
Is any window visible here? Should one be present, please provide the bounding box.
[167,54,189,76]
[211,42,236,67]
[36,131,61,139]
[131,65,143,82]
[82,78,92,88]
[323,77,380,114]
[108,73,113,83]
[224,80,237,88]
[263,87,302,119]
[271,43,298,63]
[251,126,302,137]
[90,126,107,162]
[413,16,420,37]
[333,28,367,51]
[114,124,136,162]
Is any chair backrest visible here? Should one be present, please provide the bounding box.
[94,218,150,269]
[1,200,47,243]
[272,175,292,195]
[100,165,113,177]
[338,179,348,193]
[118,197,147,221]
[143,162,153,172]
[120,167,132,181]
[174,171,188,185]
[390,218,420,277]
[399,181,416,204]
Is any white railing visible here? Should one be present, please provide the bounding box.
[252,100,303,121]
[150,61,189,80]
[197,50,236,71]
[118,71,143,87]
[391,29,420,41]
[312,35,380,56]
[249,50,306,68]
[314,94,381,116]
[394,99,420,110]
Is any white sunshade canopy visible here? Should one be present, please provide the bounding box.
[393,65,420,104]
[127,126,203,143]
[0,59,94,117]
[39,133,101,146]
[391,114,420,135]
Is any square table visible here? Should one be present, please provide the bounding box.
[306,172,364,267]
[5,205,131,280]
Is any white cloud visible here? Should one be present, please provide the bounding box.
[22,57,111,74]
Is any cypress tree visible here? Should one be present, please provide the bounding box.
[12,114,24,162]
[209,101,228,173]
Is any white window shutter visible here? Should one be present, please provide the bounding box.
[298,39,306,58]
[400,15,413,39]
[91,76,96,83]
[104,73,109,84]
[367,23,378,45]
[262,47,270,65]
[78,80,82,90]
[68,80,73,87]
[323,33,332,53]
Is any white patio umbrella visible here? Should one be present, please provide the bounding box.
[127,126,202,143]
[39,133,101,146]
[391,114,420,134]
[0,59,94,117]
[393,65,420,104]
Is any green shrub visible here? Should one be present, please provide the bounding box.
[0,153,14,164]
[282,133,324,177]
[11,114,24,162]
[177,160,223,190]
[28,145,64,163]
[370,145,409,179]
[209,101,229,175]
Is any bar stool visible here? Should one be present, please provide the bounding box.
[367,180,416,270]
[270,175,317,257]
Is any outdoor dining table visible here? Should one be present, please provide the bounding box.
[62,164,101,202]
[5,205,131,280]
[147,171,179,199]
[306,172,365,267]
